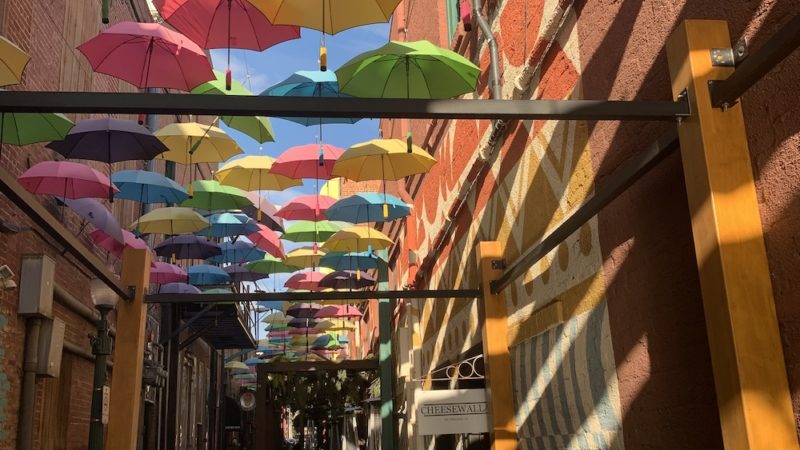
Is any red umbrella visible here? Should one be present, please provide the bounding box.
[270,144,344,180]
[275,194,335,221]
[19,161,118,199]
[90,229,150,257]
[78,21,214,91]
[284,271,329,291]
[150,262,189,284]
[247,223,285,258]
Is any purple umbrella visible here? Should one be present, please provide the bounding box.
[63,198,124,244]
[286,303,322,319]
[288,318,319,328]
[159,282,202,294]
[155,235,221,260]
[224,265,269,283]
[46,118,168,163]
[150,262,188,284]
[318,270,376,290]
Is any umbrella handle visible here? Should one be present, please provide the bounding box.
[101,0,109,23]
[319,46,328,72]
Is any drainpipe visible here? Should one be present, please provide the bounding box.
[473,0,501,100]
[18,318,41,450]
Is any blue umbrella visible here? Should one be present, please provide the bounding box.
[326,193,410,223]
[244,357,264,366]
[319,251,387,271]
[188,264,231,285]
[111,170,189,204]
[202,212,260,237]
[208,240,266,264]
[159,282,202,294]
[338,335,350,344]
[261,70,361,126]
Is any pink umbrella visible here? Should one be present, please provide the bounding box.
[315,305,363,319]
[19,161,119,199]
[266,330,291,337]
[90,229,150,257]
[270,144,344,180]
[150,262,189,284]
[275,195,336,221]
[284,271,329,291]
[289,327,323,335]
[242,191,284,232]
[78,21,214,91]
[247,223,285,258]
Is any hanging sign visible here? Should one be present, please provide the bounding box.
[415,389,489,435]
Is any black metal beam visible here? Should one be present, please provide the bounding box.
[0,164,130,300]
[711,14,800,108]
[145,289,481,304]
[491,129,680,294]
[0,91,690,121]
[178,321,216,351]
[158,304,215,346]
[259,360,380,373]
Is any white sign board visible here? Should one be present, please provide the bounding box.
[415,389,489,436]
[102,385,111,425]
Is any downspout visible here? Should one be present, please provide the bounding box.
[473,0,501,101]
[18,318,41,450]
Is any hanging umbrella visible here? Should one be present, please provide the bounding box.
[150,262,188,284]
[311,334,341,350]
[203,212,260,237]
[155,235,221,260]
[19,161,118,199]
[242,191,283,232]
[130,207,209,235]
[282,221,342,243]
[244,357,264,366]
[62,198,124,244]
[224,360,249,370]
[270,143,344,180]
[314,320,356,332]
[326,193,410,222]
[78,21,214,91]
[284,247,326,268]
[112,170,189,204]
[316,305,363,320]
[155,122,242,164]
[182,180,252,211]
[0,111,73,147]
[262,70,360,130]
[215,155,300,191]
[0,36,30,86]
[46,118,168,163]
[265,324,290,332]
[159,282,202,294]
[224,265,269,283]
[261,311,289,322]
[286,303,322,318]
[275,195,336,221]
[247,223,284,258]
[208,240,266,264]
[284,270,331,291]
[318,270,376,290]
[188,264,231,285]
[323,226,393,253]
[203,287,233,294]
[319,251,386,271]
[333,139,436,180]
[91,229,150,257]
[246,255,298,275]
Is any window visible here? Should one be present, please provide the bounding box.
[445,0,459,45]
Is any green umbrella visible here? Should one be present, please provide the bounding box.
[281,220,344,243]
[1,111,73,145]
[181,180,252,211]
[191,70,251,95]
[246,254,299,274]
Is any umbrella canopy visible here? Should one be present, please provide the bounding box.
[319,251,386,271]
[203,212,260,237]
[261,311,289,322]
[155,123,242,164]
[224,265,269,283]
[155,235,221,260]
[91,229,150,257]
[0,112,74,145]
[262,70,361,126]
[284,270,331,291]
[159,282,202,294]
[265,323,290,332]
[281,221,342,243]
[208,240,266,264]
[246,255,298,275]
[247,223,284,258]
[318,270,376,290]
[150,262,188,284]
[249,0,399,34]
[284,247,326,268]
[242,192,283,232]
[46,118,168,163]
[332,139,436,181]
[111,170,189,204]
[0,36,30,86]
[323,226,393,252]
[188,264,231,285]
[270,143,344,180]
[314,319,356,331]
[203,287,233,294]
[244,357,264,366]
[181,180,252,211]
[19,161,118,199]
[286,303,322,318]
[78,21,214,91]
[311,334,341,350]
[275,195,336,221]
[215,155,300,191]
[336,40,480,99]
[224,360,249,370]
[130,207,209,234]
[63,198,124,243]
[326,193,410,223]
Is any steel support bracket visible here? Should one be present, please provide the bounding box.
[710,38,748,67]
[491,260,506,270]
[708,80,738,110]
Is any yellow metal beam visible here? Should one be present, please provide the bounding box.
[666,20,798,449]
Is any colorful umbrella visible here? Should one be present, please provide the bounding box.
[262,70,360,126]
[270,143,344,180]
[286,303,322,319]
[282,221,342,242]
[319,251,386,271]
[246,255,298,275]
[91,229,150,257]
[275,195,336,221]
[244,357,264,366]
[314,319,357,331]
[111,170,189,204]
[247,223,284,258]
[203,287,233,294]
[326,192,410,222]
[203,212,260,237]
[159,282,202,294]
[155,122,242,164]
[208,240,266,264]
[318,270,376,290]
[224,360,249,370]
[242,191,283,232]
[323,225,393,252]
[63,198,124,244]
[0,112,73,146]
[19,161,118,199]
[181,180,252,211]
[333,139,436,180]
[215,155,300,191]
[46,118,168,163]
[261,311,289,322]
[130,207,209,235]
[0,36,30,86]
[155,235,221,260]
[284,247,326,268]
[284,270,331,291]
[188,264,231,285]
[78,22,214,91]
[224,265,269,283]
[192,70,251,95]
[311,334,341,350]
[150,262,188,284]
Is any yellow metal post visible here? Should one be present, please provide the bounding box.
[666,20,798,450]
[106,248,151,450]
[477,242,518,450]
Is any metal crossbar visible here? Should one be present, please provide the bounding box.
[144,289,482,304]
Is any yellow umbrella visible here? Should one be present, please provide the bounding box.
[315,320,356,331]
[322,225,393,253]
[224,361,250,371]
[332,138,436,181]
[284,246,327,268]
[0,37,30,86]
[319,178,341,199]
[155,122,242,164]
[129,207,209,235]
[215,155,301,191]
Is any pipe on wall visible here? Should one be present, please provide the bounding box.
[17,317,41,450]
[53,283,116,337]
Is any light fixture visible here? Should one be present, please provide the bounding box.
[89,278,119,309]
